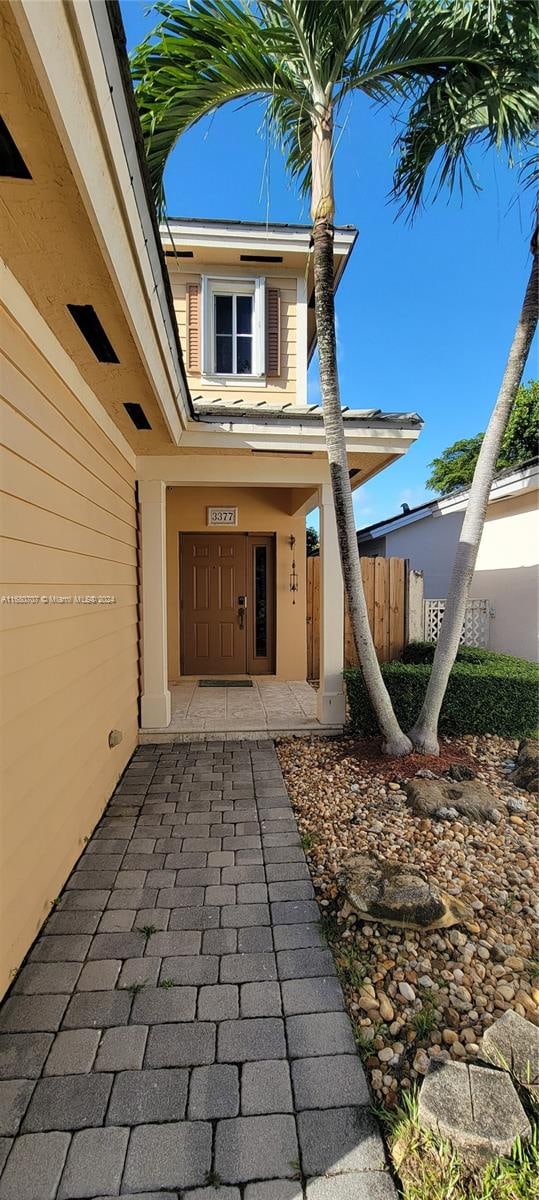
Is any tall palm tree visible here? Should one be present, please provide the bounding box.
[392,0,538,754]
[131,0,498,756]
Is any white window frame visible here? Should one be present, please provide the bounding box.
[201,275,265,379]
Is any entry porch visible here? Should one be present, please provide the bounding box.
[138,677,334,742]
[137,410,422,741]
[137,455,348,739]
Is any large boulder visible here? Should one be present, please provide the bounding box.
[509,738,539,794]
[419,1061,531,1162]
[405,777,505,823]
[337,851,472,930]
[478,1010,539,1095]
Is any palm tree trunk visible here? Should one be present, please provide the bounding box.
[410,228,539,754]
[311,114,412,756]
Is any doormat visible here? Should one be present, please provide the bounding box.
[198,679,253,688]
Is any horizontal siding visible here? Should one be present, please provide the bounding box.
[0,305,138,996]
[171,273,299,399]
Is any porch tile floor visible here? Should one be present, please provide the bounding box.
[0,740,396,1199]
[140,680,342,742]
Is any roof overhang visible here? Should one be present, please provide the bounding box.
[1,0,191,449]
[181,400,423,458]
[358,458,539,540]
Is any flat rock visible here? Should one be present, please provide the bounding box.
[509,739,539,794]
[418,1061,531,1161]
[478,1010,539,1093]
[337,852,471,930]
[405,778,504,823]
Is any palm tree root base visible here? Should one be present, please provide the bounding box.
[408,724,440,756]
[382,733,414,758]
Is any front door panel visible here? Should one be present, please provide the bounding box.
[181,533,247,675]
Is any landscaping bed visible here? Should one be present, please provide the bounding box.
[276,733,538,1105]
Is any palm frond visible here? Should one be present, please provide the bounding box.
[131,0,306,212]
[391,0,539,216]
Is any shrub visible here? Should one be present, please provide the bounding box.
[345,645,539,738]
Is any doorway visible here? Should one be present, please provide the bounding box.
[180,532,275,676]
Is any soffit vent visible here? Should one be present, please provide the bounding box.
[241,254,283,263]
[67,305,119,363]
[165,250,193,257]
[124,403,152,430]
[0,117,31,179]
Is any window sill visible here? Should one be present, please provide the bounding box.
[201,374,268,389]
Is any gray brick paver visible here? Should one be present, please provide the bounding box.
[0,1032,53,1080]
[0,1080,35,1136]
[22,1073,112,1132]
[123,1121,212,1192]
[245,1185,302,1200]
[0,739,387,1199]
[0,1131,70,1200]
[240,981,282,1018]
[145,1022,215,1068]
[297,1107,388,1177]
[43,1029,100,1075]
[291,1054,370,1110]
[218,1018,286,1063]
[241,1059,293,1114]
[214,1114,298,1183]
[281,976,344,1015]
[0,995,69,1033]
[62,990,130,1029]
[57,1125,129,1198]
[107,1067,188,1124]
[131,985,197,1024]
[188,1063,239,1119]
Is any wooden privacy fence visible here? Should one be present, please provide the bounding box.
[306,556,407,681]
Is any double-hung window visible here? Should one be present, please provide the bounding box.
[203,277,264,378]
[215,292,253,374]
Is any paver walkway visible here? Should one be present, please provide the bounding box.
[0,740,396,1199]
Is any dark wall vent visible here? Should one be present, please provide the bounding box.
[124,403,151,430]
[67,305,119,363]
[165,249,193,258]
[0,117,31,179]
[240,254,283,263]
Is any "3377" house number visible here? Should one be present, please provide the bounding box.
[207,506,238,527]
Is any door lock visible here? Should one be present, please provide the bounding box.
[238,595,247,630]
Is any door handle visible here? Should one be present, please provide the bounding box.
[238,595,247,630]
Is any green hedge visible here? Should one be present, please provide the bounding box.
[344,642,539,738]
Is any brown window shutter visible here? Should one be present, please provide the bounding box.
[186,283,200,373]
[266,287,281,377]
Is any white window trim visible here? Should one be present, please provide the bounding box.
[201,274,265,379]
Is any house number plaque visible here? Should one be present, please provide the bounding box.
[207,506,238,527]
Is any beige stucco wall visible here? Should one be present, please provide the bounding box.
[384,488,538,662]
[0,303,139,997]
[170,267,299,404]
[470,493,538,662]
[166,486,307,681]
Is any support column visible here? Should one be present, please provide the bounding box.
[139,480,171,728]
[317,483,346,725]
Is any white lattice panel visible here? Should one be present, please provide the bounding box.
[424,598,490,647]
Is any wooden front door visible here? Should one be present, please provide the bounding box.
[181,533,247,675]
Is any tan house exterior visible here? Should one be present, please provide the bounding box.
[0,0,422,995]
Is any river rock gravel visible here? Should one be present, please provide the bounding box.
[276,733,538,1105]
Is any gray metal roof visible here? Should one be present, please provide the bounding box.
[192,397,422,429]
[164,216,357,236]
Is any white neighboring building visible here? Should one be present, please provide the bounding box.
[357,459,539,662]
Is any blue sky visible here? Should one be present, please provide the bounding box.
[121,0,538,528]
